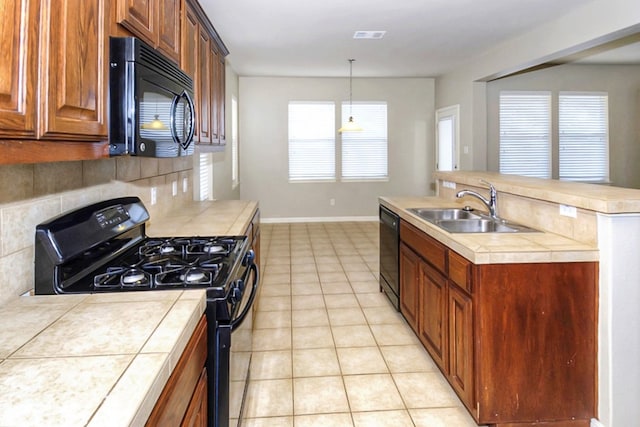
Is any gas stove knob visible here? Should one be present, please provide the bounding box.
[230,280,245,303]
[242,249,255,266]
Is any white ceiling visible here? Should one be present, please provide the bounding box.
[199,0,606,78]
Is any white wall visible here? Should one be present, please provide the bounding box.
[210,64,241,200]
[238,77,435,220]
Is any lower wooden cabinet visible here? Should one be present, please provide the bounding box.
[181,368,208,427]
[146,315,208,426]
[399,243,419,330]
[398,218,597,426]
[447,283,473,409]
[418,261,447,371]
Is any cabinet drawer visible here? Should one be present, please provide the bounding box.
[400,220,446,274]
[449,250,471,294]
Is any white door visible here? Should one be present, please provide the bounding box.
[435,105,460,171]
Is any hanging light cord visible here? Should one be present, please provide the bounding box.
[348,59,355,117]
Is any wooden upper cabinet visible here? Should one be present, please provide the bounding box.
[117,0,154,42]
[40,0,108,140]
[157,0,180,61]
[216,53,226,143]
[181,0,228,149]
[182,3,199,138]
[116,0,180,63]
[198,27,212,143]
[0,0,39,138]
[210,42,219,142]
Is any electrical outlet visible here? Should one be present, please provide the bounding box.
[172,181,178,196]
[150,187,157,205]
[183,177,188,193]
[559,204,577,218]
[442,180,456,189]
[330,198,335,206]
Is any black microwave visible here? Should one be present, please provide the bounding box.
[109,37,195,157]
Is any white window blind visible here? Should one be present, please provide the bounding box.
[559,93,609,183]
[231,96,239,188]
[341,102,388,180]
[198,153,211,200]
[499,92,551,179]
[288,102,335,181]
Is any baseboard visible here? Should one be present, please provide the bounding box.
[261,216,378,224]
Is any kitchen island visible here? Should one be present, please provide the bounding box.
[383,171,640,427]
[0,199,259,426]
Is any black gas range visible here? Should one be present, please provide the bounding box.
[33,197,259,427]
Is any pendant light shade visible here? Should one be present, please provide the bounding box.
[141,114,168,130]
[338,59,363,133]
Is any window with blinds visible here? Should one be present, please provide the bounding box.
[198,153,211,200]
[559,93,609,182]
[341,102,388,180]
[499,92,551,179]
[288,102,336,181]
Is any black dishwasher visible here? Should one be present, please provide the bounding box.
[379,205,400,310]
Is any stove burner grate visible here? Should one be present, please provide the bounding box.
[94,267,153,289]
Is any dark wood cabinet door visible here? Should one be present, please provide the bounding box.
[217,54,226,143]
[182,3,199,140]
[210,42,220,142]
[181,368,207,427]
[197,27,212,144]
[0,0,38,138]
[448,284,473,409]
[399,243,420,331]
[147,316,208,426]
[418,261,447,371]
[40,0,107,139]
[117,0,154,44]
[157,0,180,62]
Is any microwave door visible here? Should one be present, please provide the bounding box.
[138,81,179,157]
[170,90,196,154]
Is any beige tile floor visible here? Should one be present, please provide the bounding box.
[243,222,480,427]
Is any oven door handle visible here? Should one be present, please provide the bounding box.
[230,263,259,332]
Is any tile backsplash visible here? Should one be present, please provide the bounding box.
[0,156,194,306]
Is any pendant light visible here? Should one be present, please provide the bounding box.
[141,114,169,130]
[338,59,363,133]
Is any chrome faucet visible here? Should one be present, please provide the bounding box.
[456,180,499,219]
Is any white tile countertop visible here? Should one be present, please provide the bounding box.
[146,200,258,237]
[0,290,206,427]
[380,196,599,264]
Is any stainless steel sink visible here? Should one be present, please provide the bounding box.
[408,208,481,221]
[407,208,539,233]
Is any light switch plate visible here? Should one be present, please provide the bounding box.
[172,181,178,196]
[150,187,157,205]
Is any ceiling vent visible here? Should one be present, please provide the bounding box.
[353,31,386,40]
